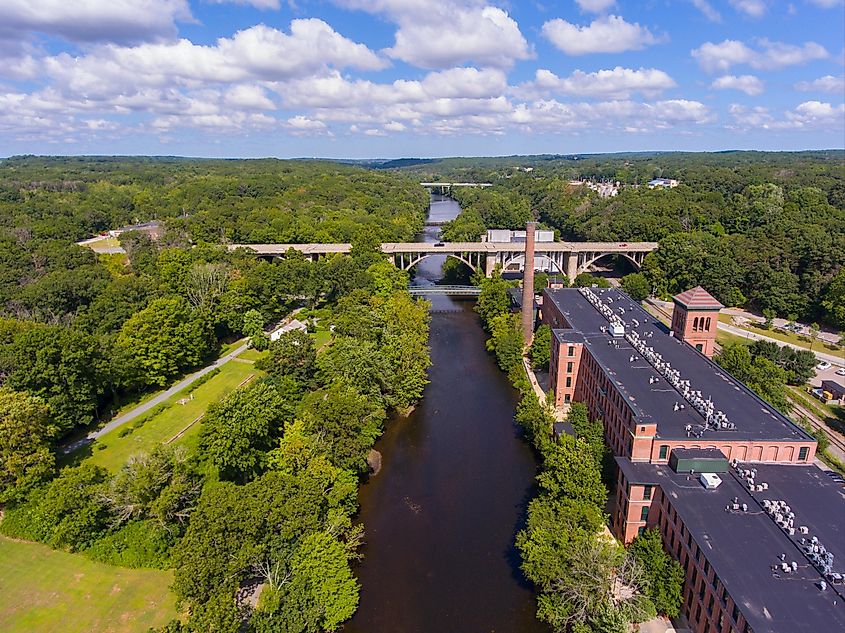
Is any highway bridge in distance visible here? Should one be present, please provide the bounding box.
[228,240,658,281]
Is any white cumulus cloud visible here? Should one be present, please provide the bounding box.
[385,6,530,68]
[531,67,676,99]
[575,0,616,12]
[208,0,281,8]
[332,1,530,69]
[690,0,722,22]
[795,75,845,92]
[542,15,660,55]
[729,0,767,17]
[0,0,193,44]
[692,39,828,72]
[711,74,764,95]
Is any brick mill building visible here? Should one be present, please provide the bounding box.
[541,286,845,633]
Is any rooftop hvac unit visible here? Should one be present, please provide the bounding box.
[700,473,722,490]
[609,323,625,337]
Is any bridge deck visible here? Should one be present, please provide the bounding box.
[229,241,658,255]
[408,285,481,296]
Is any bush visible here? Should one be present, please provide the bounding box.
[187,368,221,393]
[85,520,175,569]
[529,324,552,371]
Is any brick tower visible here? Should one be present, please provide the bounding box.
[522,221,537,345]
[670,286,723,358]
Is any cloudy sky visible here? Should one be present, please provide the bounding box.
[1,0,843,157]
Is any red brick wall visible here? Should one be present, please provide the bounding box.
[671,304,719,358]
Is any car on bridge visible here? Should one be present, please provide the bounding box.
[434,242,445,247]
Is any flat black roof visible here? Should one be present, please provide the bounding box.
[617,458,845,632]
[544,288,813,443]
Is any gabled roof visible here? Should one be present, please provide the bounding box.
[672,286,723,310]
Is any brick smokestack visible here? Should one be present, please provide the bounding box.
[522,221,537,345]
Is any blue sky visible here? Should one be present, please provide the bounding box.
[0,0,843,158]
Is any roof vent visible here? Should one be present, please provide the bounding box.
[700,473,722,490]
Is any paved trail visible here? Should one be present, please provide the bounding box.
[61,341,249,454]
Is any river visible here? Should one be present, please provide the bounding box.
[344,195,545,632]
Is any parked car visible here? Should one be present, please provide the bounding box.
[836,367,845,376]
[816,361,832,371]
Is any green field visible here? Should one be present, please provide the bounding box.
[0,537,178,633]
[85,360,258,472]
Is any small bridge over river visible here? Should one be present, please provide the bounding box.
[229,240,657,282]
[420,182,492,194]
[408,285,481,297]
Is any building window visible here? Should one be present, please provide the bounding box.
[640,506,649,521]
[564,394,571,404]
[637,526,645,537]
[659,445,669,460]
[799,446,809,461]
[566,377,572,388]
[568,345,575,357]
[566,362,574,373]
[704,559,710,576]
[643,485,653,500]
[707,596,714,616]
[732,603,740,623]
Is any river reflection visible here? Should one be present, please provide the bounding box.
[343,195,544,633]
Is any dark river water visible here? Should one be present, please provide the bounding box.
[344,196,544,633]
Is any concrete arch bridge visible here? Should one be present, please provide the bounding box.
[229,241,658,283]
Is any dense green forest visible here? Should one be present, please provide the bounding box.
[429,152,845,326]
[0,157,431,632]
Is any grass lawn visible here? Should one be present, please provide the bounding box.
[238,347,266,362]
[0,536,178,633]
[312,328,332,350]
[86,361,258,472]
[716,330,751,347]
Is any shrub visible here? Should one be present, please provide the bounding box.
[85,520,175,569]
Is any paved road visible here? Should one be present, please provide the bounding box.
[648,298,844,368]
[723,307,842,346]
[718,322,844,368]
[61,341,250,454]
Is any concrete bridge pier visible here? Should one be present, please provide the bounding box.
[564,252,578,284]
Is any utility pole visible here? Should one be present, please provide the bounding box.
[522,221,537,346]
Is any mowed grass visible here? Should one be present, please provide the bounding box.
[0,537,178,633]
[86,360,258,472]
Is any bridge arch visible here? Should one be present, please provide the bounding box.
[576,251,645,276]
[397,252,479,273]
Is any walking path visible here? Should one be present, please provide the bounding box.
[61,340,251,454]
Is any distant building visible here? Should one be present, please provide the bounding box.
[820,380,845,404]
[569,179,620,198]
[108,220,163,240]
[484,229,554,243]
[270,319,307,342]
[647,178,679,189]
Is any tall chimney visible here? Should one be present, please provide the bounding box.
[522,221,537,345]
